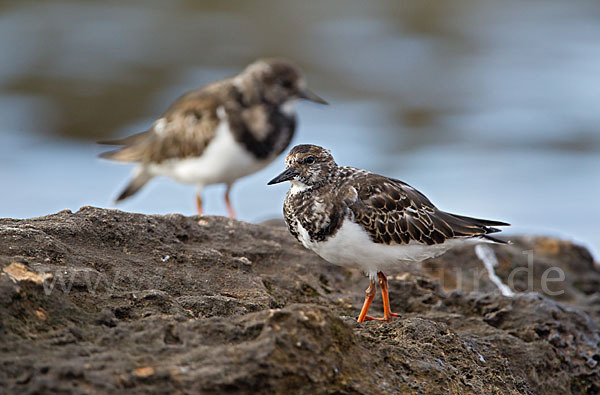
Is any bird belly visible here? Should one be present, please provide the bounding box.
[300,219,462,275]
[148,120,272,187]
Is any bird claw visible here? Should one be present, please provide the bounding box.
[363,313,400,322]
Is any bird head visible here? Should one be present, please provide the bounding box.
[268,144,338,191]
[239,58,327,106]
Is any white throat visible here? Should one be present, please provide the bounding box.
[280,100,296,116]
[289,180,310,195]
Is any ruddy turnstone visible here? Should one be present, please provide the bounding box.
[268,144,509,323]
[99,58,327,217]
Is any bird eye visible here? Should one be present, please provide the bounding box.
[305,156,315,165]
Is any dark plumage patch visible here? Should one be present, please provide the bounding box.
[184,109,203,120]
[227,105,296,159]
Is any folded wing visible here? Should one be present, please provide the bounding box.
[98,95,220,164]
[346,173,509,246]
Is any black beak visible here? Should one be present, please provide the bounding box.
[298,89,328,105]
[268,168,297,185]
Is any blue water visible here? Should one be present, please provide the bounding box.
[1,0,599,259]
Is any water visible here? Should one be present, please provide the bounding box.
[1,0,599,258]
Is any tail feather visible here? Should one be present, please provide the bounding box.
[484,226,502,234]
[115,167,152,202]
[98,130,153,162]
[97,130,151,146]
[448,213,510,228]
[99,149,120,160]
[439,211,510,244]
[481,234,510,244]
[98,145,147,163]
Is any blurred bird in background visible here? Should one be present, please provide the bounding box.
[99,58,326,217]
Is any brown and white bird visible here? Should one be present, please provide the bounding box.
[268,144,509,323]
[99,58,327,217]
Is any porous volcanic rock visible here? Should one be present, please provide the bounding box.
[0,207,598,394]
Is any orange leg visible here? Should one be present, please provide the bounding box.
[357,278,377,323]
[224,185,236,219]
[359,272,400,323]
[196,194,203,216]
[377,272,400,322]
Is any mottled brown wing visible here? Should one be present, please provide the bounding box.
[99,93,221,163]
[347,174,507,245]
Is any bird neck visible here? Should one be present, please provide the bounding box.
[296,167,340,194]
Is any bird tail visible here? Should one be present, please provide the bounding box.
[441,212,510,244]
[448,213,510,233]
[98,130,152,162]
[115,167,153,202]
[97,130,151,146]
[480,234,510,244]
[99,145,148,163]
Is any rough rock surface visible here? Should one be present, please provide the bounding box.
[0,207,598,394]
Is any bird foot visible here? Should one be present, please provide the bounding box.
[226,206,237,219]
[363,313,400,323]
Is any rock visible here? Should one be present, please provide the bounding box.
[422,236,600,323]
[0,207,598,393]
[2,262,53,285]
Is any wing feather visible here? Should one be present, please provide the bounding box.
[346,171,509,245]
[98,94,221,163]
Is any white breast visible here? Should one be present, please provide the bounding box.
[148,112,272,188]
[298,218,465,278]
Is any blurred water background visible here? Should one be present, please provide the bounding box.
[1,0,599,258]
